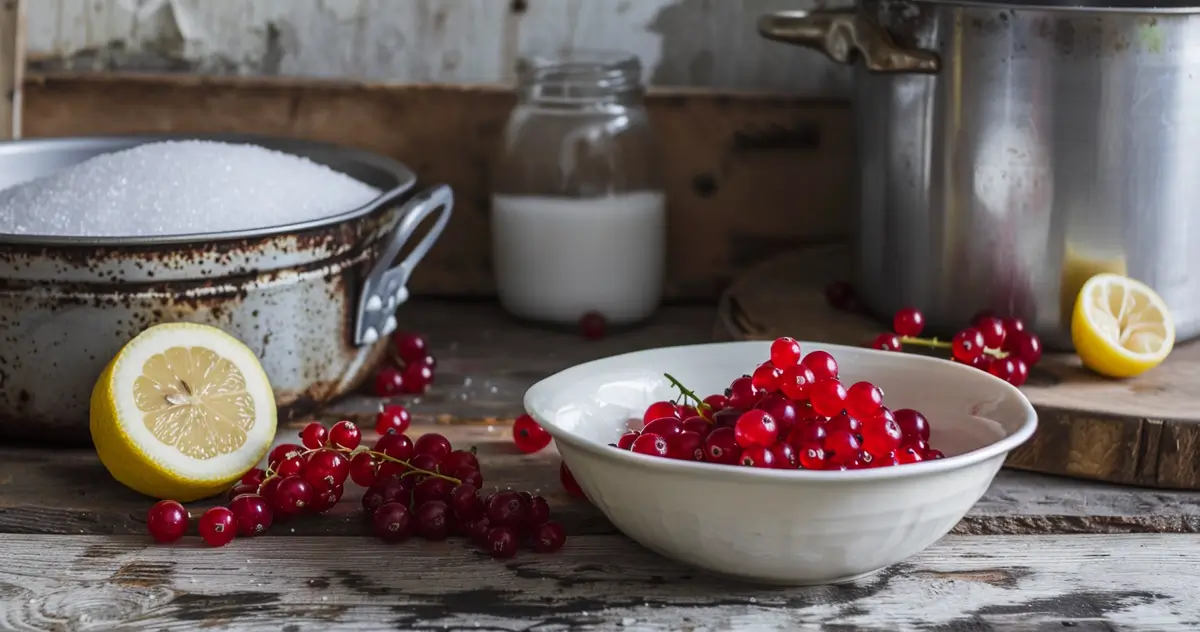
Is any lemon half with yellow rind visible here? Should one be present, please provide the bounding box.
[1071,274,1174,379]
[90,323,277,501]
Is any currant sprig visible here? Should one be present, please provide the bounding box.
[663,372,712,418]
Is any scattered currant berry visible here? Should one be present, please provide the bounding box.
[801,351,839,381]
[393,332,429,365]
[845,382,884,419]
[560,462,586,499]
[893,307,925,337]
[770,337,803,369]
[486,526,519,558]
[146,500,188,543]
[376,404,412,436]
[532,522,566,553]
[414,501,451,540]
[328,420,361,450]
[704,426,742,465]
[374,365,405,397]
[733,409,778,448]
[579,311,607,340]
[871,333,902,351]
[513,414,553,453]
[642,401,680,425]
[526,495,551,526]
[952,328,986,362]
[401,363,435,394]
[300,422,328,449]
[373,502,414,542]
[229,494,273,537]
[198,507,237,547]
[809,378,848,417]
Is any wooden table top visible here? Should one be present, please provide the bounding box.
[3,301,1198,631]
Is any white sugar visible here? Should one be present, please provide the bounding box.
[0,140,382,237]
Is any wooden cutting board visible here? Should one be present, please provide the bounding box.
[714,247,1200,490]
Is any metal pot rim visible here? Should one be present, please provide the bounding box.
[893,0,1200,14]
[0,133,418,248]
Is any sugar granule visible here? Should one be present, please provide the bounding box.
[0,140,383,237]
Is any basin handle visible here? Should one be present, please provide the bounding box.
[758,10,940,74]
[354,184,454,347]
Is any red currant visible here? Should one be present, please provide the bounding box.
[1009,358,1029,386]
[362,478,407,514]
[560,462,586,499]
[974,316,1007,349]
[198,507,237,547]
[407,453,442,480]
[453,467,484,488]
[642,401,680,425]
[349,452,378,487]
[513,414,553,453]
[579,311,607,340]
[414,477,454,506]
[860,417,902,456]
[704,426,741,465]
[441,450,480,474]
[758,394,799,438]
[1002,317,1026,335]
[739,445,776,468]
[955,353,991,371]
[712,407,744,428]
[393,332,429,365]
[229,493,272,537]
[770,337,803,369]
[401,363,435,394]
[787,419,826,446]
[770,442,798,468]
[414,433,452,460]
[526,495,551,527]
[926,449,946,460]
[678,404,699,419]
[328,420,361,450]
[667,431,705,461]
[146,500,188,543]
[733,409,777,448]
[275,456,305,478]
[240,468,266,487]
[257,477,282,504]
[375,404,412,435]
[228,483,257,502]
[727,376,765,409]
[988,357,1024,385]
[845,381,884,419]
[1005,330,1043,366]
[374,365,405,397]
[893,307,925,337]
[268,443,304,468]
[893,409,930,443]
[532,521,567,553]
[414,501,450,540]
[630,433,669,457]
[642,417,683,437]
[272,476,314,517]
[952,328,986,362]
[486,526,519,558]
[701,394,729,417]
[826,411,861,436]
[449,483,484,519]
[796,443,827,469]
[375,432,415,461]
[309,483,344,514]
[751,362,782,393]
[680,417,711,435]
[808,378,848,417]
[485,491,528,528]
[617,431,640,449]
[801,351,839,381]
[897,446,924,465]
[300,422,328,449]
[304,449,350,488]
[871,333,902,351]
[373,502,414,542]
[778,364,815,400]
[824,430,862,465]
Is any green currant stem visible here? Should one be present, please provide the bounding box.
[356,448,462,485]
[663,372,713,419]
[899,336,1008,358]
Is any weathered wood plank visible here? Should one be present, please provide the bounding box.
[0,533,1196,630]
[23,0,849,95]
[0,0,24,139]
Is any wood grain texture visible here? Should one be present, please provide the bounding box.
[20,72,851,299]
[0,0,23,139]
[24,0,850,95]
[715,248,1200,490]
[0,533,1196,630]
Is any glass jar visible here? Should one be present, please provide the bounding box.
[491,50,665,327]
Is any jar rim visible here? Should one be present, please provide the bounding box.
[517,49,642,90]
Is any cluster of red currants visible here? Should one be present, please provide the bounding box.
[145,411,566,558]
[872,308,1043,387]
[607,337,942,470]
[373,331,438,397]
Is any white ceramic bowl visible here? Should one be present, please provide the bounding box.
[524,341,1037,585]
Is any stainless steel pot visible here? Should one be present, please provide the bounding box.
[760,0,1200,348]
[0,134,452,441]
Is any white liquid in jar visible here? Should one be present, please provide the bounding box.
[491,191,666,325]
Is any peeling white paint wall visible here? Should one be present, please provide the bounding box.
[24,0,849,96]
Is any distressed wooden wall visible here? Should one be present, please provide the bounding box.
[24,0,848,95]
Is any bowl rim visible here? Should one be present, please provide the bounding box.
[524,340,1038,482]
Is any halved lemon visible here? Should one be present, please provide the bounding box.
[1071,273,1174,379]
[90,323,277,501]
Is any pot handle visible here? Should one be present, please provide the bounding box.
[354,184,454,346]
[758,10,939,74]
